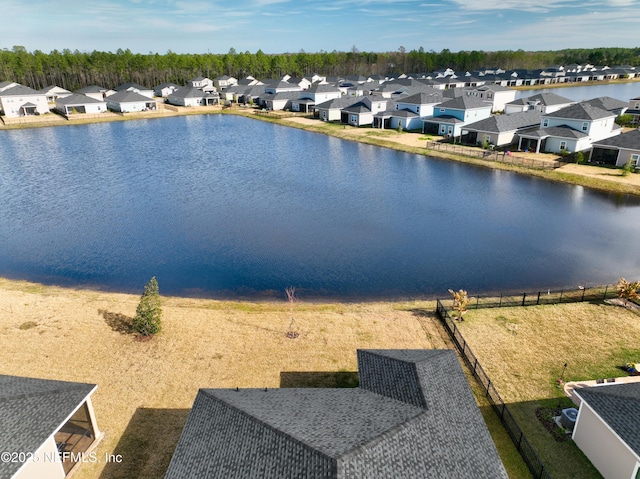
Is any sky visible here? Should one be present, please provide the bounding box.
[2,0,640,55]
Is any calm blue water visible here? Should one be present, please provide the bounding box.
[0,114,639,299]
[516,82,640,102]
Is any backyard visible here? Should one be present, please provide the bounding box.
[0,278,530,479]
[452,299,640,479]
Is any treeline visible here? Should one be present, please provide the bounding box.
[2,45,640,91]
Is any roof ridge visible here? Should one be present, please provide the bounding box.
[0,382,95,403]
[200,389,340,462]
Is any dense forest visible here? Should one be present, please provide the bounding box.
[2,45,640,91]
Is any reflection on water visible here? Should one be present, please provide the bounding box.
[0,114,639,299]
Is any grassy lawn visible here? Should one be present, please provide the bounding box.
[0,278,532,479]
[453,300,640,479]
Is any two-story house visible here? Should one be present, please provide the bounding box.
[0,83,50,118]
[291,84,342,113]
[516,102,621,154]
[421,96,492,138]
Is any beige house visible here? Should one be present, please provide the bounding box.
[573,382,640,479]
[0,375,102,479]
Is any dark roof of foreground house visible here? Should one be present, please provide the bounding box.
[583,96,628,113]
[0,375,96,479]
[545,102,615,121]
[575,382,640,456]
[164,349,507,479]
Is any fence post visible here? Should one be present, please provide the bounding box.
[476,295,479,309]
[486,379,492,397]
[603,285,608,299]
[499,294,502,307]
[559,289,563,302]
[581,287,586,301]
[522,293,526,306]
[473,358,478,375]
[517,431,523,449]
[538,466,546,479]
[537,291,541,305]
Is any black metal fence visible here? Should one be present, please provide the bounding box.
[426,141,564,170]
[463,284,619,310]
[436,299,553,479]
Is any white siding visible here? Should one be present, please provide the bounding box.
[573,402,639,479]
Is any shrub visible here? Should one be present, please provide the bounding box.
[132,277,162,336]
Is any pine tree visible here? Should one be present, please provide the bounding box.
[132,277,162,336]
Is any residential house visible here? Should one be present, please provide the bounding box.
[55,93,107,115]
[167,86,219,107]
[164,349,508,479]
[39,85,72,104]
[213,75,238,91]
[590,128,640,167]
[627,96,640,126]
[264,81,302,94]
[0,374,102,479]
[291,84,342,113]
[422,95,492,137]
[340,95,388,126]
[314,96,360,122]
[572,382,640,479]
[187,76,216,93]
[461,110,542,147]
[154,83,180,98]
[583,96,628,116]
[0,84,50,118]
[504,92,575,115]
[517,102,620,154]
[114,82,154,99]
[76,85,114,101]
[262,91,300,111]
[105,90,157,112]
[374,91,444,130]
[465,84,517,112]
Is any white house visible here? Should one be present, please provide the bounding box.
[0,375,102,479]
[55,93,107,115]
[341,95,388,127]
[505,92,575,115]
[572,382,640,479]
[422,96,492,137]
[154,83,180,98]
[106,90,157,112]
[213,75,238,91]
[314,97,360,122]
[113,82,154,99]
[517,102,620,154]
[291,84,342,113]
[0,84,50,118]
[39,85,72,104]
[167,87,219,107]
[76,85,114,101]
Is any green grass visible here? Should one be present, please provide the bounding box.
[453,301,640,479]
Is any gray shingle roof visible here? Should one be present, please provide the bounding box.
[106,90,155,103]
[55,93,105,105]
[436,95,490,110]
[0,85,40,96]
[518,125,589,140]
[576,382,640,455]
[463,111,542,134]
[592,128,640,150]
[583,96,628,112]
[165,349,507,479]
[0,375,96,479]
[545,102,615,121]
[506,92,574,107]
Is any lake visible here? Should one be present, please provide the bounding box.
[0,114,639,300]
[516,81,640,102]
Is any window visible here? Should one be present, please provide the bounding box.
[440,108,446,112]
[560,141,567,150]
[395,104,399,110]
[582,122,589,131]
[543,118,549,127]
[416,106,420,113]
[350,115,357,124]
[631,154,640,166]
